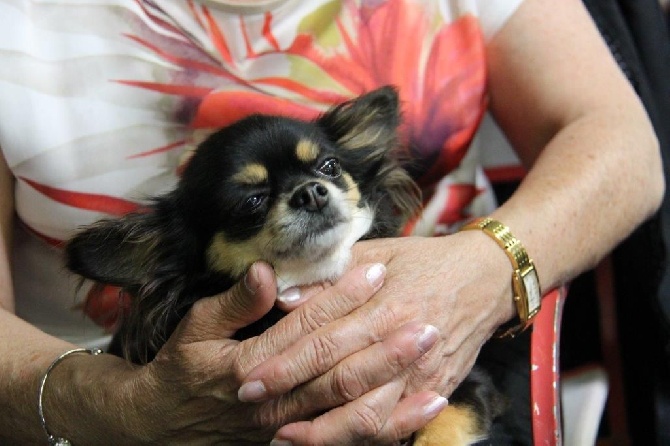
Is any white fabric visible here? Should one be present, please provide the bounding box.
[0,0,523,347]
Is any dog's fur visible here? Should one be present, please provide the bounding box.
[66,87,505,445]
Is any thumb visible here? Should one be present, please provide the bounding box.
[179,262,278,341]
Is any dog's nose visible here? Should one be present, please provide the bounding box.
[289,182,329,211]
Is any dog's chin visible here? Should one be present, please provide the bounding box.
[273,205,373,292]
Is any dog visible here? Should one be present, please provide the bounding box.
[65,86,505,445]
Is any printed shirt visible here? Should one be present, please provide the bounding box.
[0,0,522,348]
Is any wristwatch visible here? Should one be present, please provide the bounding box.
[461,217,541,338]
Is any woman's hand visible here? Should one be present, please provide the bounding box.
[243,233,517,444]
[119,260,444,445]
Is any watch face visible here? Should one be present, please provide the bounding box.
[522,270,541,312]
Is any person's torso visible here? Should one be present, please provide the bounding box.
[0,0,520,345]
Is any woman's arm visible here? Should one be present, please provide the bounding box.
[486,0,664,290]
[241,0,665,443]
[1,250,424,443]
[0,150,85,441]
[1,146,431,444]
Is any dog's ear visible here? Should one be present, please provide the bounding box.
[382,166,422,224]
[65,210,167,288]
[67,201,201,363]
[319,86,423,231]
[317,85,401,157]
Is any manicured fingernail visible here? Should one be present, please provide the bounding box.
[278,287,301,303]
[423,395,448,418]
[243,264,259,295]
[416,325,439,353]
[365,263,386,287]
[238,380,267,402]
[270,439,293,446]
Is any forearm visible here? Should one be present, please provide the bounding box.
[485,0,665,293]
[42,345,157,445]
[0,310,73,443]
[0,310,153,444]
[1,151,142,443]
[491,106,663,292]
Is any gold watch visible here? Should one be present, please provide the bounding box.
[461,217,541,338]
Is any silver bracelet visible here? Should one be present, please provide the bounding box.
[38,348,103,446]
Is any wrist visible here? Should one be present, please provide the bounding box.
[461,217,542,337]
[38,348,103,445]
[42,352,159,445]
[455,229,517,323]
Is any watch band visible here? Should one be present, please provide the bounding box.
[461,217,542,338]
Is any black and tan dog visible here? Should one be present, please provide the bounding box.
[66,86,505,445]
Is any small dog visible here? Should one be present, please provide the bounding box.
[66,86,504,445]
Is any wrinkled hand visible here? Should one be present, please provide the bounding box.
[243,233,517,445]
[132,261,443,445]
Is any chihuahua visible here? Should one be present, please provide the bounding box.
[66,86,504,445]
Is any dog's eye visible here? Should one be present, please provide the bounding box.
[240,194,267,213]
[317,158,341,178]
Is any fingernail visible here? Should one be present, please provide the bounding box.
[278,287,301,304]
[270,439,293,446]
[243,264,259,295]
[365,263,386,287]
[423,395,448,418]
[238,380,267,402]
[416,325,439,353]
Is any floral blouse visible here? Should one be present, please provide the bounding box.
[0,0,522,347]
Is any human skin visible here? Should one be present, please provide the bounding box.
[0,0,665,444]
[238,0,665,444]
[0,165,451,445]
[0,229,444,444]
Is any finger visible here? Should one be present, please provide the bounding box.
[275,241,394,314]
[241,263,386,376]
[179,261,277,342]
[276,262,385,314]
[275,282,328,312]
[350,238,397,267]
[368,392,448,446]
[271,386,448,446]
[290,323,439,409]
[241,322,437,405]
[272,380,403,446]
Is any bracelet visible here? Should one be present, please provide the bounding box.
[38,348,103,446]
[461,217,542,338]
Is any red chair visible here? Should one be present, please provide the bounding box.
[530,287,567,445]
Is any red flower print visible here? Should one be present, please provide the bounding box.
[121,0,487,186]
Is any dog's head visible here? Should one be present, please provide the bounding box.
[181,86,421,289]
[66,86,421,360]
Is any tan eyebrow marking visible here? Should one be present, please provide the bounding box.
[295,139,320,163]
[233,163,268,185]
